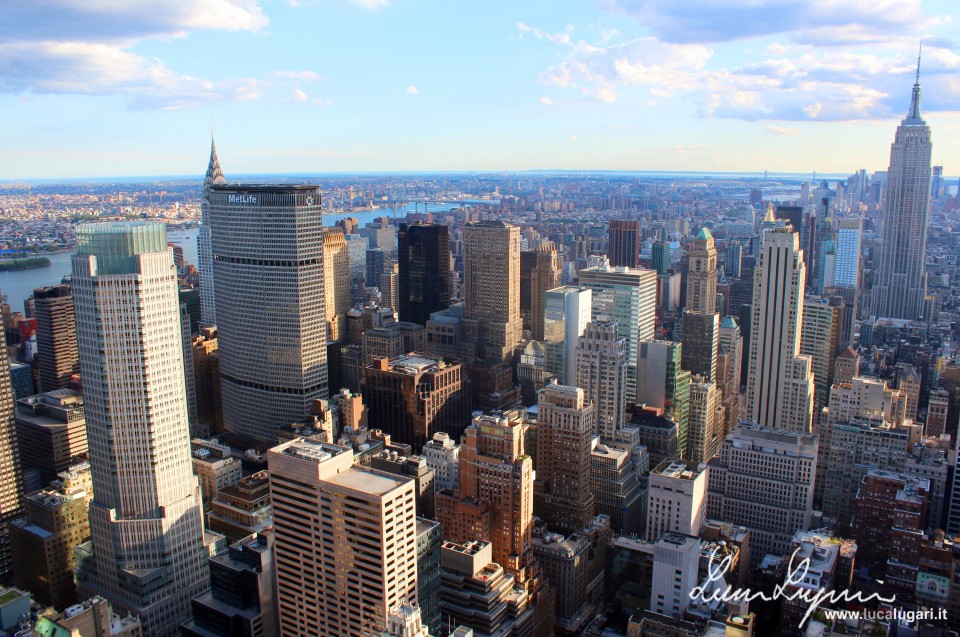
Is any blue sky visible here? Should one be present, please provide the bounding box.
[1,0,958,179]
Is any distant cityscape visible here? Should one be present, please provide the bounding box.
[3,56,960,637]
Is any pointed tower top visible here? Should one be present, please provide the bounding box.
[904,44,925,125]
[204,135,226,191]
[763,202,776,223]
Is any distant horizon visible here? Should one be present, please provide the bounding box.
[1,168,926,186]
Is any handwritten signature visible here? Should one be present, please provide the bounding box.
[690,546,897,627]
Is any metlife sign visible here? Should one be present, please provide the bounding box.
[228,194,257,204]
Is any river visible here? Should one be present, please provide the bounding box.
[0,201,489,313]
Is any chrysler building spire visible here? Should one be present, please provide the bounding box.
[204,135,226,191]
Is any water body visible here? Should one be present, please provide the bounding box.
[0,201,484,313]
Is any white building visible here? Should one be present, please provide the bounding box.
[650,531,701,617]
[646,460,707,542]
[269,438,418,636]
[422,432,460,493]
[72,222,207,636]
[543,286,592,386]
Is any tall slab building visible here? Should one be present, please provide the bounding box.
[0,354,21,581]
[871,59,933,321]
[72,223,207,636]
[209,185,328,442]
[33,284,79,392]
[398,223,451,327]
[607,220,641,269]
[745,226,815,433]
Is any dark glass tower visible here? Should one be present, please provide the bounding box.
[398,223,451,326]
[607,219,640,268]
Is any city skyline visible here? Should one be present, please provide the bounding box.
[2,0,960,178]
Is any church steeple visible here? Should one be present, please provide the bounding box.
[904,44,925,125]
[204,136,226,191]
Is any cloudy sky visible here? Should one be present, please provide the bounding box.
[1,0,958,178]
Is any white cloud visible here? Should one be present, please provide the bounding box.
[353,0,389,10]
[566,135,578,141]
[766,124,799,135]
[595,0,928,45]
[271,70,323,82]
[406,85,419,95]
[312,97,333,107]
[0,1,287,109]
[540,96,554,105]
[521,20,960,123]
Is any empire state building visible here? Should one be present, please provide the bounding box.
[872,55,933,321]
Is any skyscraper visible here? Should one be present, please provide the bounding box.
[607,220,641,269]
[366,247,387,289]
[323,228,352,342]
[71,222,206,636]
[534,384,596,534]
[575,320,627,439]
[578,261,657,404]
[198,137,226,326]
[398,223,451,327]
[462,220,523,363]
[872,58,933,320]
[746,227,815,433]
[268,438,418,636]
[520,242,562,341]
[0,354,21,580]
[33,284,79,392]
[543,286,592,385]
[833,218,862,289]
[651,240,671,276]
[686,228,717,314]
[680,310,719,382]
[209,185,328,442]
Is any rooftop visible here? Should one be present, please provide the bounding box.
[652,459,704,480]
[325,466,410,496]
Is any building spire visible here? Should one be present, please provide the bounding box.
[905,44,924,125]
[204,134,226,191]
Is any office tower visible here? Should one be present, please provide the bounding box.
[191,326,222,434]
[362,354,470,450]
[745,227,815,433]
[543,286,592,385]
[658,272,682,312]
[645,460,707,541]
[532,516,611,634]
[439,540,538,636]
[932,165,943,198]
[520,242,562,341]
[181,532,277,637]
[398,223,451,327]
[607,220,641,268]
[71,222,206,636]
[534,384,596,534]
[268,438,418,636]
[726,243,743,279]
[680,310,719,381]
[925,389,949,437]
[381,606,430,637]
[517,340,553,406]
[800,296,843,412]
[382,262,399,312]
[198,137,226,326]
[707,422,818,566]
[651,240,671,275]
[687,228,717,313]
[717,317,743,436]
[462,220,523,362]
[206,471,272,543]
[15,389,87,490]
[872,61,933,320]
[575,320,627,439]
[345,234,369,282]
[637,340,690,454]
[833,218,862,288]
[366,248,387,289]
[181,304,201,437]
[33,284,79,392]
[422,432,460,493]
[415,519,442,637]
[190,439,242,509]
[687,380,720,463]
[371,451,436,518]
[359,217,397,253]
[323,228,351,342]
[650,532,701,617]
[898,364,922,422]
[833,347,859,385]
[436,414,554,637]
[579,262,657,403]
[209,185,328,442]
[9,462,91,609]
[9,361,33,400]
